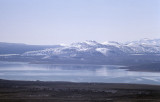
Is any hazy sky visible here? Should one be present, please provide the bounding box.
[0,0,160,45]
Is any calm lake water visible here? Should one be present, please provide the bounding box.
[0,61,160,85]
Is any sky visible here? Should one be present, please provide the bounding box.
[0,0,160,45]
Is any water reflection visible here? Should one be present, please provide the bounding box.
[0,61,160,85]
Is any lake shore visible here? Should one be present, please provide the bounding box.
[120,63,160,72]
[0,79,160,102]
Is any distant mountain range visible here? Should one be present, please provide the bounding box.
[22,38,160,56]
[0,42,61,54]
[1,39,160,65]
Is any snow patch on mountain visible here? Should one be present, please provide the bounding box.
[96,48,110,56]
[102,41,121,47]
[84,40,99,46]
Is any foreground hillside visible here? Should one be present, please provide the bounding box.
[0,79,160,102]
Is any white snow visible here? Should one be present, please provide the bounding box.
[101,41,121,47]
[84,40,98,46]
[96,48,110,56]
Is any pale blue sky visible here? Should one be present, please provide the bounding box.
[0,0,160,45]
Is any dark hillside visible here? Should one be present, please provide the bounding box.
[0,42,61,54]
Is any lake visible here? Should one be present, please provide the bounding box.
[0,61,160,85]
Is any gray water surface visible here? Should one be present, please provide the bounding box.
[0,61,160,85]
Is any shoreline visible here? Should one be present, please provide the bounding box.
[1,78,160,87]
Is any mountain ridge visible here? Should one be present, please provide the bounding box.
[22,38,160,57]
[1,38,160,65]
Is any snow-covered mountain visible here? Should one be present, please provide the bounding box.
[124,38,160,54]
[22,40,124,58]
[1,39,160,65]
[22,39,160,59]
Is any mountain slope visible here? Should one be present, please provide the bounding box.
[0,42,61,54]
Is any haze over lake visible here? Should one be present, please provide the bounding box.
[0,61,160,85]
